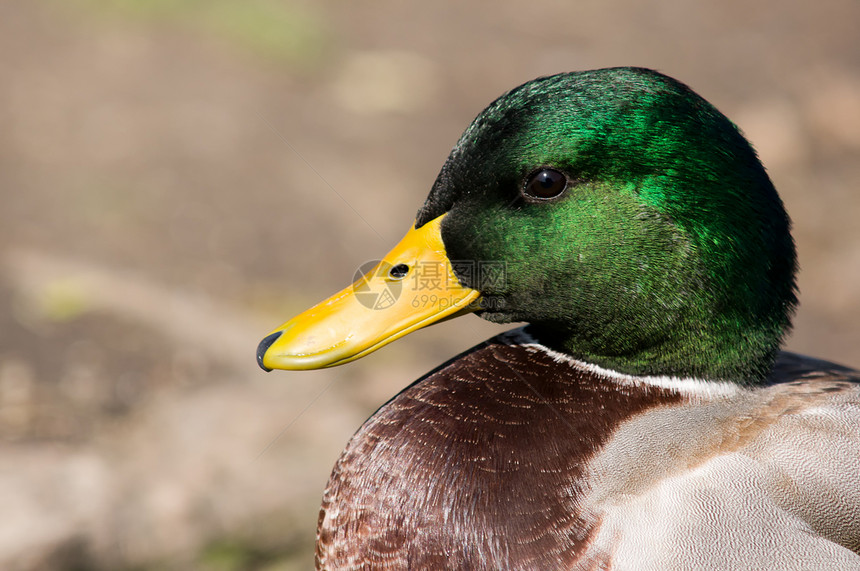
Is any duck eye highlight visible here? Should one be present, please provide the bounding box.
[523,168,567,200]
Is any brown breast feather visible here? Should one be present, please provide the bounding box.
[314,340,860,570]
[315,337,684,570]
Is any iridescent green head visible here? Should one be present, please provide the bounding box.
[419,67,797,384]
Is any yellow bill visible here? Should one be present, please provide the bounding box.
[257,214,482,370]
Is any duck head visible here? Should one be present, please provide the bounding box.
[258,67,797,384]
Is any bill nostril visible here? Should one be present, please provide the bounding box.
[389,264,409,279]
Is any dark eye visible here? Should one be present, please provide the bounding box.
[523,168,568,200]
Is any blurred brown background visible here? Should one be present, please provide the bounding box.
[1,1,859,569]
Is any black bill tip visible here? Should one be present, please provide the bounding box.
[256,331,283,372]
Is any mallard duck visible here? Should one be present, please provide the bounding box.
[257,67,860,569]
